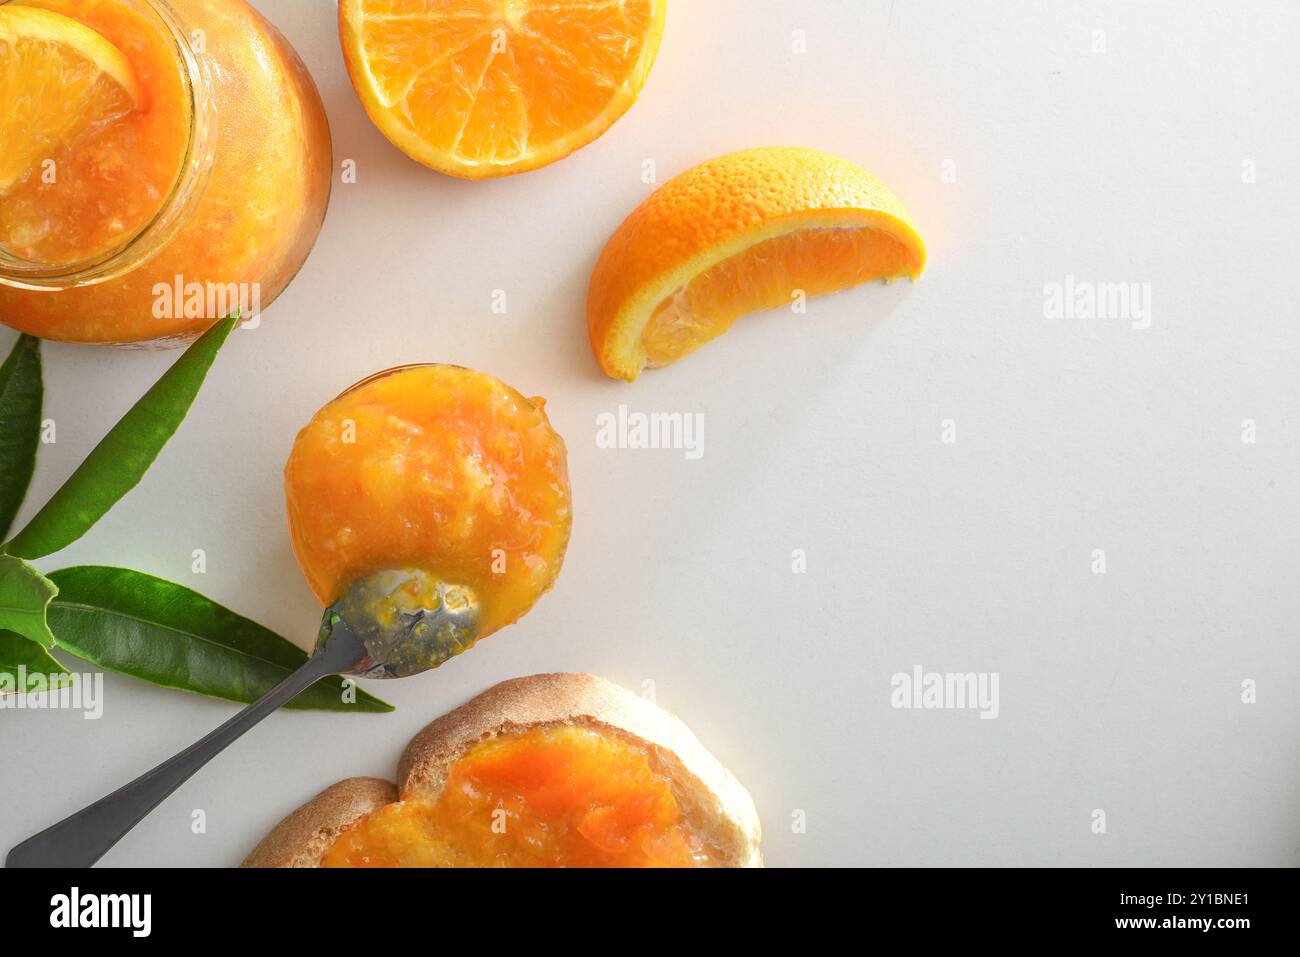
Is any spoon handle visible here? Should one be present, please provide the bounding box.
[5,616,361,868]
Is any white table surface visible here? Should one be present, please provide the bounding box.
[3,0,1298,868]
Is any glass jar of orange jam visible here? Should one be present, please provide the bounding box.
[0,0,331,344]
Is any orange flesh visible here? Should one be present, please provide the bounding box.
[284,366,571,640]
[321,727,717,868]
[642,225,918,367]
[342,0,662,175]
[0,0,188,265]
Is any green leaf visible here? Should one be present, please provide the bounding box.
[45,566,393,713]
[0,334,42,542]
[0,629,69,694]
[5,316,237,560]
[0,554,57,649]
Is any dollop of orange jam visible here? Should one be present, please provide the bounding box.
[321,727,717,868]
[284,365,571,639]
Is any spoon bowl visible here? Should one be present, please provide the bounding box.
[330,568,480,679]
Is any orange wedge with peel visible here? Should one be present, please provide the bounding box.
[0,3,144,194]
[587,147,927,382]
[338,0,666,179]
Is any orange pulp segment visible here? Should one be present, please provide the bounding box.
[643,225,922,367]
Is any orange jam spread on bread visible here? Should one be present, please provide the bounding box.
[284,365,571,640]
[321,727,717,868]
[0,0,189,265]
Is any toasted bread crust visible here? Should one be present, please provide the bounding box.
[241,777,397,868]
[243,674,761,867]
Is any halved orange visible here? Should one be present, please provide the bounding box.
[0,3,143,194]
[588,147,927,382]
[339,0,666,179]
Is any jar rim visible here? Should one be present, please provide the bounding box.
[0,0,217,291]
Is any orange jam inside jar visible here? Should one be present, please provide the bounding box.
[321,727,719,868]
[284,365,572,643]
[0,0,187,267]
[0,0,331,344]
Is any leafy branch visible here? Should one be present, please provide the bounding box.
[0,324,391,713]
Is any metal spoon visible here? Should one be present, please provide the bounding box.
[4,568,478,868]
